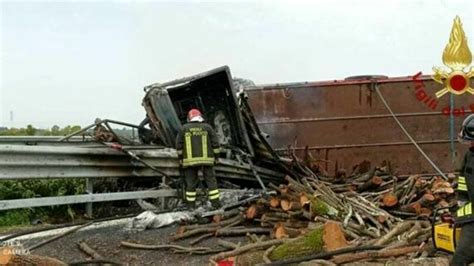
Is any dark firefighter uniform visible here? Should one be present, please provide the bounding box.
[453,114,474,266]
[176,118,221,208]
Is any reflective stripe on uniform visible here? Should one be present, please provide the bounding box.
[466,203,472,215]
[182,158,215,167]
[185,133,192,160]
[459,176,466,184]
[213,148,221,154]
[202,134,208,159]
[458,183,468,191]
[208,189,220,200]
[186,191,196,202]
[457,203,473,217]
[208,189,219,195]
[209,194,220,200]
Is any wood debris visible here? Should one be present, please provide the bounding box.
[134,157,455,265]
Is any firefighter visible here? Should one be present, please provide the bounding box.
[453,114,474,266]
[176,108,222,209]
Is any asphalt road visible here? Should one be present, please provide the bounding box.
[23,222,243,266]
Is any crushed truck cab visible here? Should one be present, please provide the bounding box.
[141,66,281,169]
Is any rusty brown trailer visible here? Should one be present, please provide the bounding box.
[246,74,474,175]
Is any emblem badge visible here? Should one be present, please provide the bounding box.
[432,16,473,98]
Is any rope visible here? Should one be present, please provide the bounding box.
[374,84,448,180]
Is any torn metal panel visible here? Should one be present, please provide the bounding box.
[142,66,253,156]
[141,66,285,175]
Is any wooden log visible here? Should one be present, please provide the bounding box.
[210,239,287,263]
[281,201,302,212]
[217,239,239,249]
[313,217,365,233]
[173,214,243,240]
[258,245,386,266]
[246,204,267,220]
[416,194,435,208]
[247,233,261,243]
[399,202,422,214]
[0,248,66,266]
[246,204,259,219]
[357,176,383,192]
[377,215,388,224]
[183,213,240,230]
[262,212,290,221]
[382,192,398,208]
[263,245,276,263]
[272,223,302,239]
[78,241,103,260]
[353,167,376,183]
[285,175,310,194]
[332,245,420,264]
[257,198,270,206]
[215,227,271,237]
[323,222,348,251]
[268,222,347,261]
[310,197,336,217]
[235,250,266,265]
[213,208,240,223]
[280,199,290,211]
[436,199,450,209]
[29,221,94,250]
[283,220,308,229]
[189,233,214,245]
[300,193,310,207]
[261,221,277,228]
[270,197,281,208]
[174,227,218,241]
[419,208,433,217]
[374,221,414,246]
[172,247,228,255]
[121,241,211,252]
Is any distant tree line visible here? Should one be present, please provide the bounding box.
[0,125,82,136]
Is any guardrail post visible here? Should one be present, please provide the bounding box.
[86,178,93,217]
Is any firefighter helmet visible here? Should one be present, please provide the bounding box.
[460,114,474,141]
[187,109,203,121]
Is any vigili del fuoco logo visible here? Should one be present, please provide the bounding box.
[432,16,473,98]
[412,16,474,116]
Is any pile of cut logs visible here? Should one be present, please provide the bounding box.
[322,161,456,218]
[122,159,456,265]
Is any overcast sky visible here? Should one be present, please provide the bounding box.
[1,0,473,128]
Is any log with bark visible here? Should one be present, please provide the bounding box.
[331,245,420,264]
[268,222,347,261]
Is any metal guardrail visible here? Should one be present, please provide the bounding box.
[0,190,177,211]
[0,136,97,146]
[0,145,283,182]
[0,144,284,212]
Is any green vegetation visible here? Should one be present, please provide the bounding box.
[0,124,82,136]
[0,179,86,226]
[0,124,85,227]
